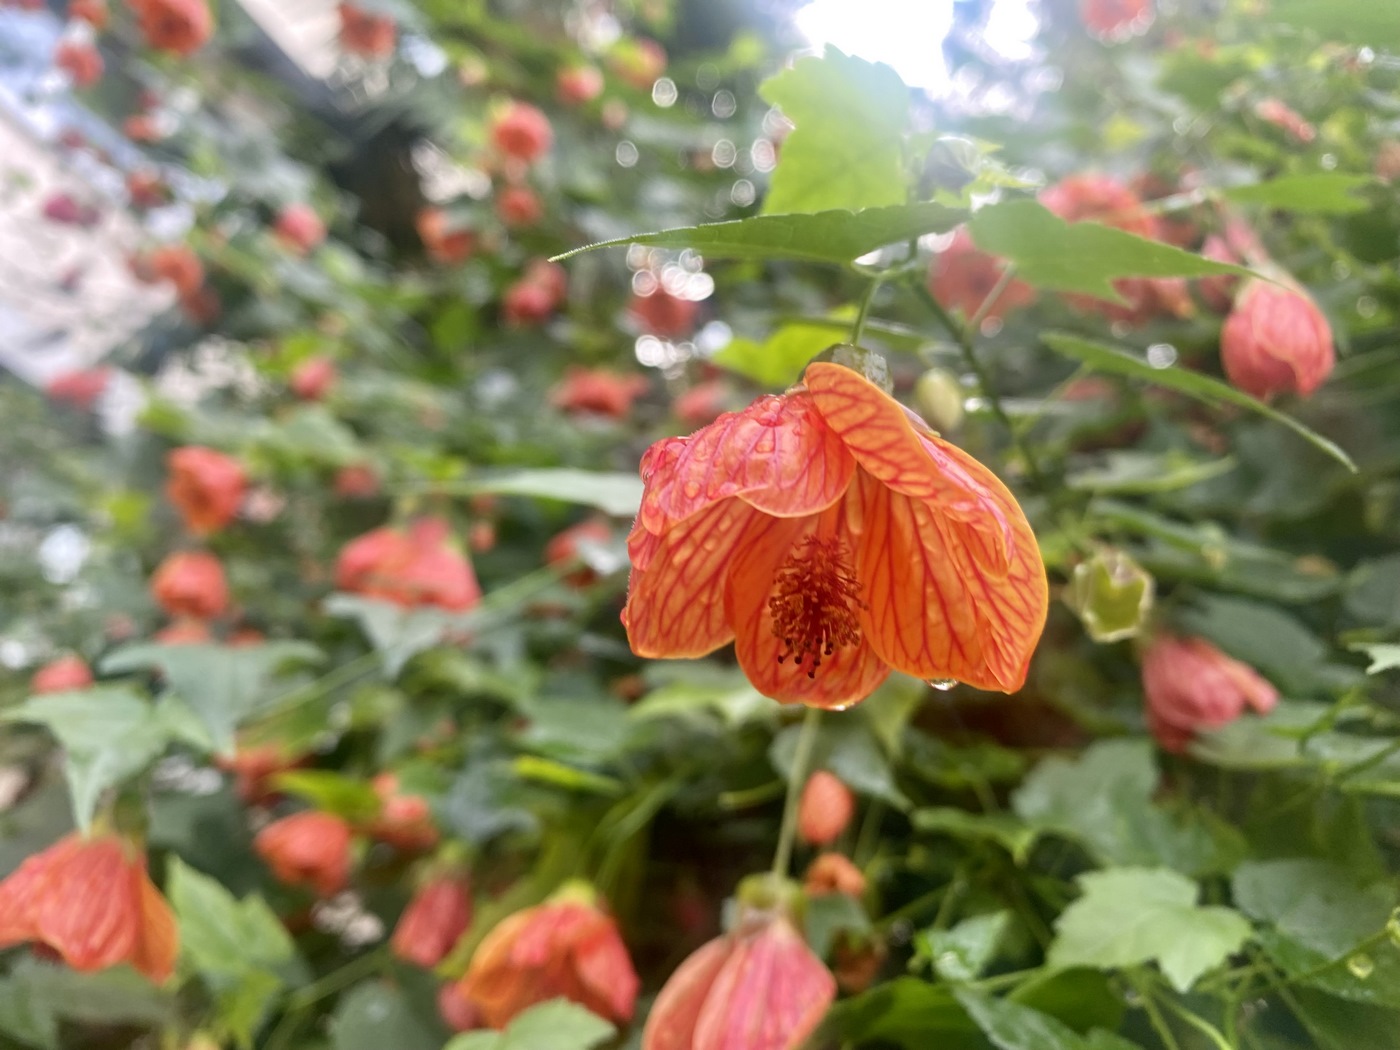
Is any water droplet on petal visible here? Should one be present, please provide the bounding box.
[927,678,958,691]
[1348,953,1375,979]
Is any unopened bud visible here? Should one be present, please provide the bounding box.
[914,368,966,433]
[1065,549,1154,643]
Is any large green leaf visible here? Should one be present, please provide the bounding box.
[102,642,323,755]
[444,998,615,1050]
[0,957,173,1048]
[921,912,1014,982]
[1041,333,1357,471]
[1,687,185,830]
[465,469,644,516]
[759,46,909,215]
[324,594,456,679]
[1266,0,1400,49]
[1222,174,1374,215]
[968,200,1251,301]
[955,990,1143,1050]
[167,859,299,1047]
[822,977,987,1049]
[714,321,842,387]
[1048,868,1252,991]
[552,202,965,265]
[328,982,440,1050]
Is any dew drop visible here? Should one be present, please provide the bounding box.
[1348,953,1375,979]
[927,678,958,691]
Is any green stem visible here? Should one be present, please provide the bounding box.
[851,277,885,346]
[966,265,1017,334]
[1127,971,1183,1050]
[771,706,823,879]
[1154,993,1234,1050]
[910,281,1049,490]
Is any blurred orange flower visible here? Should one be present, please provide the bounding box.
[336,518,481,612]
[623,362,1047,709]
[928,228,1035,322]
[151,550,229,620]
[550,367,649,420]
[254,811,353,897]
[30,654,93,694]
[166,446,246,535]
[338,2,395,57]
[0,833,177,982]
[392,871,472,968]
[129,0,212,56]
[1142,635,1278,752]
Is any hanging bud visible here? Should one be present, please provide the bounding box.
[1220,276,1335,400]
[1065,549,1155,643]
[913,368,966,434]
[254,811,353,897]
[1141,634,1278,752]
[804,852,866,898]
[798,771,855,848]
[392,870,473,968]
[643,894,835,1050]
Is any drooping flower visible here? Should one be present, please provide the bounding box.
[457,885,639,1029]
[622,361,1048,709]
[804,852,866,898]
[128,0,213,56]
[55,40,104,87]
[1079,0,1153,43]
[216,742,305,803]
[273,203,326,255]
[438,983,484,1032]
[643,904,834,1050]
[550,367,649,420]
[798,770,855,847]
[490,102,553,164]
[166,446,246,535]
[629,288,698,339]
[31,654,94,694]
[334,463,380,499]
[1140,634,1278,752]
[338,2,395,57]
[336,518,482,612]
[69,0,109,28]
[416,208,475,265]
[368,773,439,852]
[1040,175,1192,325]
[556,64,604,106]
[133,244,203,296]
[927,228,1035,322]
[1220,275,1334,400]
[151,550,229,620]
[254,811,353,897]
[289,356,336,401]
[496,185,543,228]
[1254,98,1316,143]
[45,367,111,409]
[392,871,473,967]
[673,380,730,426]
[0,833,177,982]
[502,260,568,326]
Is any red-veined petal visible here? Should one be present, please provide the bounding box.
[624,499,760,658]
[724,511,891,708]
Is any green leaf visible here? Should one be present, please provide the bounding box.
[956,990,1143,1050]
[2,687,179,830]
[270,770,384,822]
[1048,868,1252,991]
[912,808,1037,862]
[1177,594,1347,695]
[627,674,772,728]
[444,998,616,1050]
[1353,643,1400,675]
[1266,0,1400,49]
[921,911,1013,982]
[465,469,644,516]
[0,958,173,1045]
[328,982,440,1050]
[552,202,965,265]
[324,594,455,679]
[969,200,1251,301]
[102,642,323,755]
[823,977,987,1049]
[1222,174,1374,215]
[759,46,909,215]
[167,859,298,1047]
[1041,332,1357,472]
[714,321,841,387]
[806,891,872,960]
[770,717,910,809]
[1346,554,1400,628]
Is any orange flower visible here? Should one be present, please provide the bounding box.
[273,203,326,255]
[502,262,568,326]
[496,185,542,228]
[55,40,104,87]
[45,367,110,409]
[490,102,553,164]
[928,228,1035,322]
[629,288,698,338]
[622,361,1047,709]
[166,446,246,535]
[556,65,604,106]
[1221,275,1334,400]
[31,654,94,694]
[392,871,473,967]
[153,618,213,644]
[368,773,439,852]
[797,770,855,846]
[457,887,639,1029]
[69,0,109,28]
[643,907,834,1050]
[550,367,649,420]
[416,207,475,265]
[134,243,202,295]
[1142,635,1278,752]
[336,518,482,612]
[1254,98,1316,143]
[254,811,353,897]
[673,380,729,426]
[545,518,613,587]
[151,550,228,620]
[0,833,177,982]
[215,742,306,803]
[338,2,396,57]
[1079,0,1153,42]
[289,356,336,401]
[129,0,213,56]
[805,852,866,898]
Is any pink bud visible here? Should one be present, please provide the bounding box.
[1220,277,1334,400]
[1141,634,1278,752]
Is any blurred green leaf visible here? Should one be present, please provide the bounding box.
[1353,644,1400,675]
[444,998,615,1050]
[770,717,910,809]
[760,46,909,214]
[922,912,1013,982]
[956,990,1143,1050]
[1041,333,1357,472]
[554,202,965,265]
[1266,0,1400,48]
[823,977,986,1049]
[328,982,439,1050]
[272,771,384,821]
[465,469,644,516]
[714,321,840,387]
[1345,555,1400,628]
[324,595,454,679]
[102,642,324,755]
[1048,867,1251,991]
[1222,174,1374,215]
[969,201,1250,301]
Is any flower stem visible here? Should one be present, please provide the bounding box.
[770,706,823,879]
[851,277,885,345]
[909,280,1048,490]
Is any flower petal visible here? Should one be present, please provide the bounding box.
[624,499,758,658]
[725,511,891,708]
[855,470,1046,693]
[636,394,855,538]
